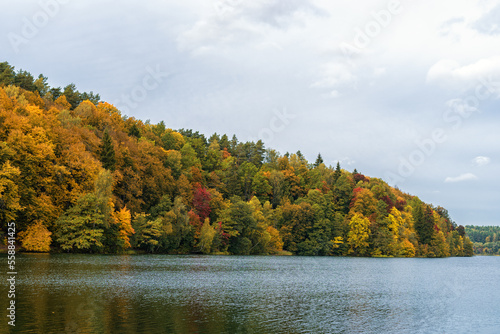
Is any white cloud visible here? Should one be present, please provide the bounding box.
[311,62,357,91]
[444,173,478,183]
[472,156,491,167]
[334,157,355,167]
[426,57,500,94]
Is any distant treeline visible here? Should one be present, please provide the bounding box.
[0,61,474,257]
[465,225,500,255]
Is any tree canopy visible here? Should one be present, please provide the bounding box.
[0,61,475,257]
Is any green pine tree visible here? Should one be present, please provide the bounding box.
[314,153,324,167]
[99,130,116,171]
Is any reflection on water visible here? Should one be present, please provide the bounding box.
[1,254,499,333]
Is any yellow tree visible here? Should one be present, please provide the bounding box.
[429,230,450,258]
[0,161,21,223]
[266,225,283,253]
[350,188,378,220]
[387,207,403,240]
[248,196,283,254]
[18,221,52,252]
[198,218,216,254]
[347,213,371,256]
[112,206,135,250]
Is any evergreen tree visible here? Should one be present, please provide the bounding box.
[99,130,116,171]
[13,70,36,91]
[128,123,141,138]
[414,203,434,245]
[314,153,324,167]
[63,83,82,109]
[333,162,341,182]
[0,62,15,85]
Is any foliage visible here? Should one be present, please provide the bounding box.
[0,61,476,257]
[465,225,500,255]
[18,221,52,252]
[347,213,370,256]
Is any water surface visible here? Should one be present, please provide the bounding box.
[1,254,499,333]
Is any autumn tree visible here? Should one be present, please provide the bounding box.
[347,213,371,256]
[0,65,474,258]
[197,218,216,254]
[0,161,21,226]
[109,206,134,252]
[193,184,211,221]
[19,221,52,252]
[55,170,114,253]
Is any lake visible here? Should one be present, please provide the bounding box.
[1,254,499,333]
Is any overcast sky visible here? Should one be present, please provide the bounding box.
[1,0,499,226]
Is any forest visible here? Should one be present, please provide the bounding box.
[0,61,474,257]
[465,225,500,255]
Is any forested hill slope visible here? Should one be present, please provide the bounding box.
[465,225,500,255]
[0,61,473,257]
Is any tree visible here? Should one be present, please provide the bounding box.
[463,237,474,256]
[63,83,82,109]
[269,170,285,208]
[55,170,114,253]
[0,62,15,85]
[252,171,272,203]
[133,214,163,253]
[111,206,135,251]
[222,196,258,254]
[333,174,354,214]
[193,184,211,221]
[164,150,182,178]
[13,70,36,91]
[80,91,100,105]
[239,162,258,201]
[18,221,52,252]
[0,161,21,226]
[314,153,324,167]
[128,123,141,138]
[333,162,341,183]
[278,201,315,253]
[250,140,265,166]
[203,139,222,172]
[99,130,116,171]
[347,213,370,256]
[55,193,107,252]
[413,202,434,245]
[198,218,216,254]
[350,187,378,220]
[180,142,201,169]
[34,74,50,97]
[429,231,450,258]
[266,225,283,253]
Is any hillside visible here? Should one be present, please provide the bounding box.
[0,61,474,257]
[465,225,500,255]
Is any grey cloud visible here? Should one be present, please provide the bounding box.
[179,0,324,53]
[472,3,500,35]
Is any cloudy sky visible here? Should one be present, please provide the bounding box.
[1,0,499,226]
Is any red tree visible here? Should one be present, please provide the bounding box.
[192,184,212,221]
